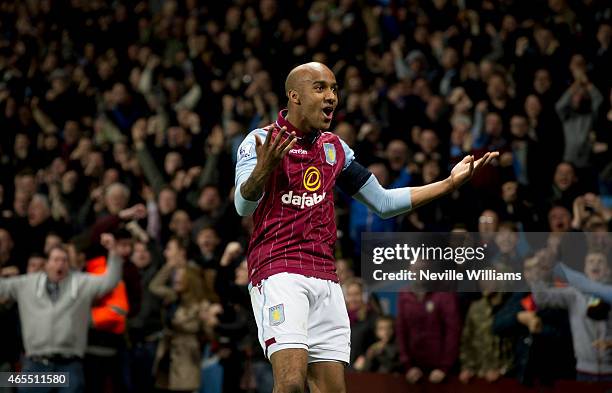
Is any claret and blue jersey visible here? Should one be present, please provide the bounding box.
[235,110,356,286]
[235,110,413,287]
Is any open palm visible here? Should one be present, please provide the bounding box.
[450,152,499,189]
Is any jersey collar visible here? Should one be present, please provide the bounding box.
[275,109,321,145]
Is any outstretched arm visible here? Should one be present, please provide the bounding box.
[413,152,498,209]
[531,281,576,309]
[85,233,123,299]
[0,275,27,301]
[555,263,612,303]
[351,153,498,219]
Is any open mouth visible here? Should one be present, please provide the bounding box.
[322,107,334,120]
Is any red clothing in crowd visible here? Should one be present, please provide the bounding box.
[395,292,461,373]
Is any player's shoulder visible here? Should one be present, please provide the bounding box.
[321,131,353,156]
[320,131,344,147]
[321,131,338,141]
[237,124,274,162]
[322,131,349,147]
[243,125,272,142]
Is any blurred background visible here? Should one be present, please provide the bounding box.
[0,0,611,392]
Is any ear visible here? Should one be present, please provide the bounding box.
[288,89,300,105]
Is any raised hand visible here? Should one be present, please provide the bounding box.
[253,126,297,175]
[406,367,423,384]
[515,36,530,57]
[125,220,149,243]
[429,369,446,384]
[100,233,116,252]
[1,266,19,277]
[220,241,244,267]
[485,369,501,382]
[240,126,296,202]
[450,152,499,190]
[593,339,612,351]
[459,369,474,384]
[141,185,155,202]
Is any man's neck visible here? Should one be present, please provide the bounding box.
[285,110,314,135]
[46,275,62,284]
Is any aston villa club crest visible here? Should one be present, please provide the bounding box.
[323,143,336,165]
[269,304,285,326]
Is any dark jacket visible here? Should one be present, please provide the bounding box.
[348,306,378,365]
[363,342,403,374]
[127,240,164,343]
[493,292,575,384]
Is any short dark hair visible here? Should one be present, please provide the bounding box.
[46,245,69,259]
[167,236,188,251]
[498,221,518,232]
[113,227,133,241]
[376,315,394,327]
[160,185,176,195]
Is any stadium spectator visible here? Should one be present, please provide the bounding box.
[459,290,513,383]
[492,222,523,271]
[0,229,21,393]
[213,245,260,392]
[0,234,122,393]
[478,209,500,244]
[335,258,355,285]
[498,180,542,230]
[555,69,603,171]
[26,254,46,273]
[149,261,205,392]
[493,255,576,385]
[396,291,461,384]
[124,231,164,393]
[532,251,612,381]
[0,0,609,390]
[343,278,379,368]
[355,315,403,374]
[84,228,134,393]
[0,228,19,274]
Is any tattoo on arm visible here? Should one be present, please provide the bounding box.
[240,167,269,201]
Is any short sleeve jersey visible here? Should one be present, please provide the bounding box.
[235,110,354,285]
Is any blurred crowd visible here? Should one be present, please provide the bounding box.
[0,0,611,391]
